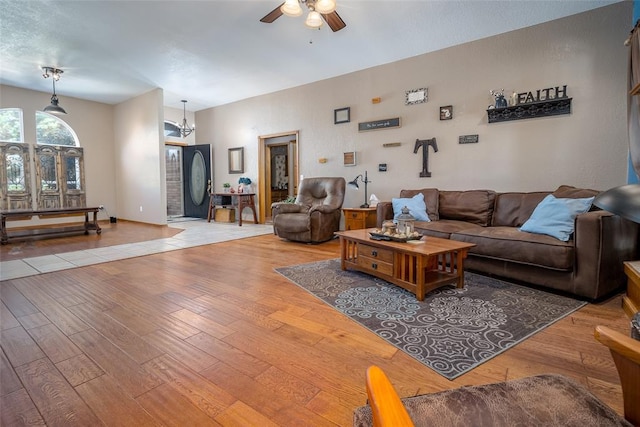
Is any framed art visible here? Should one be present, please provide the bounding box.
[405,88,428,105]
[343,151,356,166]
[334,107,350,124]
[440,105,453,120]
[228,147,244,174]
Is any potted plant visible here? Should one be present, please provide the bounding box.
[223,182,231,193]
[238,177,252,193]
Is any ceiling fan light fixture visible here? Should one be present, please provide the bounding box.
[281,0,303,17]
[314,0,336,14]
[305,10,323,29]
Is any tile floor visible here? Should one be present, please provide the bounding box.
[0,220,274,281]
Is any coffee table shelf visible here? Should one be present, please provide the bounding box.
[335,229,476,301]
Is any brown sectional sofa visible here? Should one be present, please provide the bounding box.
[376,185,638,300]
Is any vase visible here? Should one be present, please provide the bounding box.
[495,95,508,108]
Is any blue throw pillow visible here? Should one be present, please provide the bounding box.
[392,193,430,222]
[520,194,594,241]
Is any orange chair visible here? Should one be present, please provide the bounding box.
[356,326,640,427]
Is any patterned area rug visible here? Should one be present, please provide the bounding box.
[275,259,586,380]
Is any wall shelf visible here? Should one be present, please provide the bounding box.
[487,98,572,123]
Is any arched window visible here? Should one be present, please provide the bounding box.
[0,108,24,143]
[36,111,79,146]
[164,120,181,138]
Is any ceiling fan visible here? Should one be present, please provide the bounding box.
[260,0,346,32]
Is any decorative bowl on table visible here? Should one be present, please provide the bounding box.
[369,229,423,242]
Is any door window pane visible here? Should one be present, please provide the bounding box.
[39,153,58,190]
[6,152,26,191]
[64,156,81,190]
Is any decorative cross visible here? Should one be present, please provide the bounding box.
[413,138,438,177]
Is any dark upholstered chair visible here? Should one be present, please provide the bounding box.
[354,326,640,427]
[272,177,346,243]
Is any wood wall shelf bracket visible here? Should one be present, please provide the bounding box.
[487,98,572,123]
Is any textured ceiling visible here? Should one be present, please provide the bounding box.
[0,0,621,112]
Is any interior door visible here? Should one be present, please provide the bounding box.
[183,144,211,219]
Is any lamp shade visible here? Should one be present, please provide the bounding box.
[593,184,640,223]
[315,0,336,14]
[305,10,323,28]
[281,0,302,17]
[43,94,67,115]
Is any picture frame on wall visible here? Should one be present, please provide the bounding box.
[343,151,356,166]
[440,105,453,120]
[405,88,428,105]
[228,147,244,174]
[334,107,350,124]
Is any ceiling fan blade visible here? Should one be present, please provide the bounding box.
[260,3,284,23]
[322,11,346,32]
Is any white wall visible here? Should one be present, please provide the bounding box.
[196,3,632,209]
[114,88,166,224]
[0,84,116,222]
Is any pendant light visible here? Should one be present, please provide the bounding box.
[42,67,67,115]
[179,100,195,138]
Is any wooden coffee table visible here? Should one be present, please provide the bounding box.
[335,228,476,301]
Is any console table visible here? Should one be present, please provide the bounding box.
[1,207,102,245]
[207,192,258,226]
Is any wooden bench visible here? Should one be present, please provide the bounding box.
[1,207,102,244]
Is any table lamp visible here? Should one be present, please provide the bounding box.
[348,171,371,208]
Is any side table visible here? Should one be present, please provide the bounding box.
[623,261,640,318]
[343,207,377,230]
[207,192,258,226]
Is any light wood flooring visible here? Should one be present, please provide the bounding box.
[0,223,632,426]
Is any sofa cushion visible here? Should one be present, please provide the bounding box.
[416,220,483,239]
[553,184,599,200]
[520,195,595,241]
[452,226,574,271]
[399,188,439,221]
[391,193,430,222]
[439,190,496,226]
[492,192,549,227]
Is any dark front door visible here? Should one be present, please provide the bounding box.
[183,144,211,219]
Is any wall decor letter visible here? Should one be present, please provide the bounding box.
[413,138,438,177]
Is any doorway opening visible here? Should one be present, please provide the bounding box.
[258,131,298,223]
